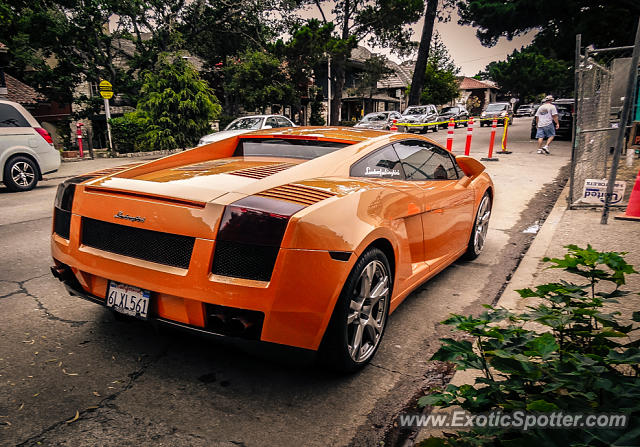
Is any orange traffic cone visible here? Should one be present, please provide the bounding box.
[615,170,640,221]
[390,119,398,132]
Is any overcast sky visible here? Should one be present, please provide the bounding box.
[300,4,537,77]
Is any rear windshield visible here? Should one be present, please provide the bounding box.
[403,106,428,115]
[226,117,263,131]
[486,103,507,112]
[0,103,30,127]
[235,138,350,160]
[362,113,388,122]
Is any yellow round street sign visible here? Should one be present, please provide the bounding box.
[99,80,113,99]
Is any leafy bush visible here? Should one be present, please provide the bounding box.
[109,111,148,153]
[419,245,640,447]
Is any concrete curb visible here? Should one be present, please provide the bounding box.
[60,148,185,162]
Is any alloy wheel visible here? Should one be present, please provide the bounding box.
[11,161,35,188]
[474,195,491,254]
[346,260,390,363]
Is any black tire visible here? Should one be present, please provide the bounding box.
[462,192,492,261]
[433,125,439,132]
[480,122,485,127]
[319,247,392,373]
[3,155,39,192]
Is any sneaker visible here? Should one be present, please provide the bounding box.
[542,146,550,154]
[537,149,543,154]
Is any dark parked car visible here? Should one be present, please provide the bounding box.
[437,106,470,128]
[530,99,574,140]
[354,111,403,130]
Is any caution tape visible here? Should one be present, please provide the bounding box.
[396,117,510,127]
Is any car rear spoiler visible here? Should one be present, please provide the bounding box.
[455,156,486,179]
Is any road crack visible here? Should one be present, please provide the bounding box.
[17,343,171,446]
[1,274,88,327]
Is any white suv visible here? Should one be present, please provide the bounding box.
[0,99,60,191]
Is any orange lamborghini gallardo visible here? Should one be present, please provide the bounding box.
[51,127,493,371]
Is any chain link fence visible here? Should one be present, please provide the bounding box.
[568,42,639,210]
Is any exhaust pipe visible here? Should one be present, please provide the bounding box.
[227,316,254,336]
[207,313,227,333]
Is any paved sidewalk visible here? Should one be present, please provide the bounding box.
[414,185,640,444]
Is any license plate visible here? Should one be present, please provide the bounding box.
[106,281,150,319]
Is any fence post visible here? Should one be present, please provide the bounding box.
[568,34,582,207]
[446,118,454,151]
[601,18,640,224]
[464,117,474,155]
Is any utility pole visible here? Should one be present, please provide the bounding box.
[327,56,332,125]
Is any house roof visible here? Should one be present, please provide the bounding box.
[377,60,412,89]
[458,77,498,90]
[5,73,46,105]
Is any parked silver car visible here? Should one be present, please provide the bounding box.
[354,111,402,130]
[0,99,60,191]
[397,104,439,133]
[198,115,295,146]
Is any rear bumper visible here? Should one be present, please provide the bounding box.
[51,224,353,351]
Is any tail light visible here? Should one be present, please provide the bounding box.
[212,196,305,281]
[35,127,54,145]
[53,177,88,239]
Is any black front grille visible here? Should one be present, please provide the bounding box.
[211,240,279,281]
[54,207,71,239]
[81,217,195,269]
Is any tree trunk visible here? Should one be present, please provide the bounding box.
[331,55,346,125]
[408,0,439,106]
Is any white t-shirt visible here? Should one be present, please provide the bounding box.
[535,103,558,128]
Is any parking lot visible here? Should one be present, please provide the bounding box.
[1,119,571,446]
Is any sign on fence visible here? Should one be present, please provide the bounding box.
[581,179,627,205]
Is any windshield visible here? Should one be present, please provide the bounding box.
[235,138,350,160]
[226,117,263,131]
[362,113,388,122]
[440,107,459,114]
[485,104,507,112]
[403,106,427,115]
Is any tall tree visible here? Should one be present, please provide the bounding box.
[137,53,221,150]
[418,33,460,105]
[223,49,295,115]
[408,0,438,105]
[457,0,640,60]
[477,47,572,102]
[304,0,424,124]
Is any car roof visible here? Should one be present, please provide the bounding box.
[232,115,291,120]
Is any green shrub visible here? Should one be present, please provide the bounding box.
[419,245,640,447]
[109,112,148,153]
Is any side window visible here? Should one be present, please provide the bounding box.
[0,104,30,127]
[265,117,279,128]
[393,140,459,181]
[277,117,292,127]
[350,145,404,179]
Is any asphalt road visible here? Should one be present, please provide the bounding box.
[1,119,571,446]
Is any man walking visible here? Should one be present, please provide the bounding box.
[535,95,559,154]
